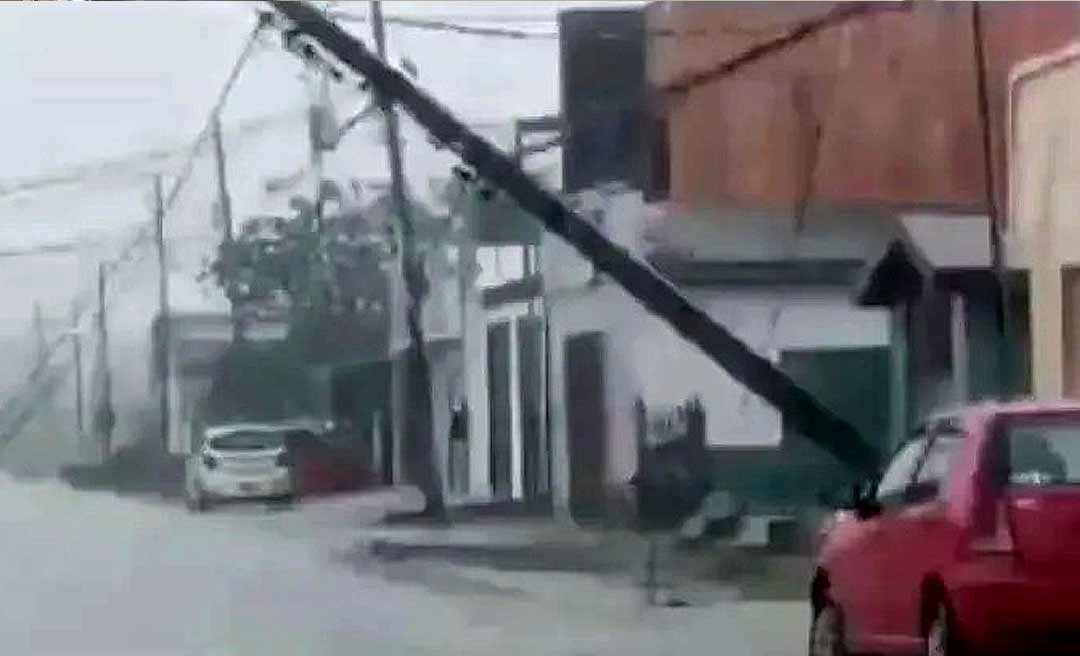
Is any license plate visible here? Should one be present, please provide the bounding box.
[238,482,261,494]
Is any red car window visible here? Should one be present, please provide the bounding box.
[1006,422,1080,486]
[915,436,963,487]
[876,438,929,504]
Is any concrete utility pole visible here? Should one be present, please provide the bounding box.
[370,0,444,512]
[154,174,170,452]
[270,1,880,474]
[32,302,47,372]
[211,115,234,242]
[211,114,245,342]
[94,261,115,458]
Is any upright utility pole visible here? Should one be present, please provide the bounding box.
[32,302,47,372]
[69,301,84,439]
[154,174,170,451]
[94,261,115,457]
[211,115,234,242]
[211,114,243,342]
[313,75,330,222]
[371,0,443,512]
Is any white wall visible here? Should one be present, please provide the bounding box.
[546,281,890,512]
[1008,54,1080,399]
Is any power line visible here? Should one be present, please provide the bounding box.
[0,242,82,259]
[0,108,309,202]
[270,0,881,475]
[662,1,911,95]
[0,17,269,448]
[329,11,557,39]
[335,11,558,24]
[163,20,266,213]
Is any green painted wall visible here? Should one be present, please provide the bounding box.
[709,347,891,510]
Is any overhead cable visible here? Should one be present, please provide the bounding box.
[329,11,557,39]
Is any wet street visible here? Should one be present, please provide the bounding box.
[0,475,807,656]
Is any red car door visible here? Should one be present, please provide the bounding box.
[878,427,966,647]
[828,438,929,649]
[824,507,888,646]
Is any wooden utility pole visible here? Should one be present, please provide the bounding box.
[154,174,170,451]
[371,0,444,511]
[269,1,880,474]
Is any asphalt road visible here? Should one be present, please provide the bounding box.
[0,476,809,656]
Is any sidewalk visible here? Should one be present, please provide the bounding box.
[353,501,812,605]
[363,518,644,574]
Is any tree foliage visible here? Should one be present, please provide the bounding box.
[203,182,395,322]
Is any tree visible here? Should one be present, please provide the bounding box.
[201,182,396,420]
[203,182,394,327]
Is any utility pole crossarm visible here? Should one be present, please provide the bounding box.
[268,1,881,475]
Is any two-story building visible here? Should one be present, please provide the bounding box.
[543,1,1080,521]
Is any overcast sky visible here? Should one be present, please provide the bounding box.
[0,2,561,177]
[0,0,649,330]
[0,1,643,249]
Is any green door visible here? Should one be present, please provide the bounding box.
[776,347,891,506]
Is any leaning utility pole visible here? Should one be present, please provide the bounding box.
[154,174,170,452]
[370,0,444,512]
[269,1,880,474]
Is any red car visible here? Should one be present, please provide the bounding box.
[284,429,373,497]
[810,400,1080,656]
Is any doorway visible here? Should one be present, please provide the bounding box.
[330,361,392,485]
[564,332,608,521]
[518,316,546,499]
[488,322,513,499]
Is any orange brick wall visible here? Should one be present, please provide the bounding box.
[646,1,1080,214]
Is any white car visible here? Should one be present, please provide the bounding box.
[184,422,321,512]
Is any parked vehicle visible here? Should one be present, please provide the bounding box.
[286,425,373,496]
[810,400,1080,656]
[185,421,321,511]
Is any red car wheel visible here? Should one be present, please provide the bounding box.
[808,600,847,656]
